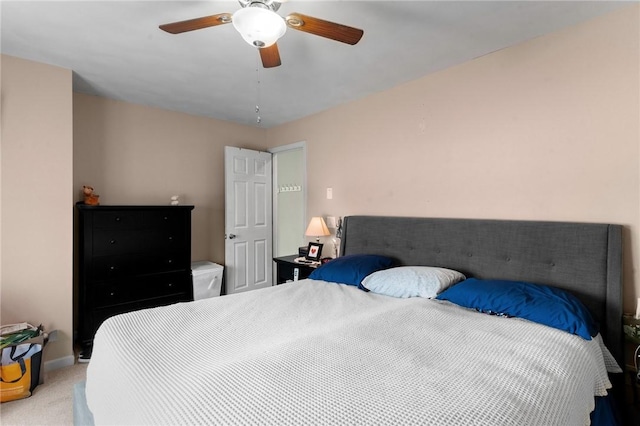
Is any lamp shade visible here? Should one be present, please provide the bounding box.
[232,6,286,48]
[305,217,330,240]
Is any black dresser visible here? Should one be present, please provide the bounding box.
[76,204,194,358]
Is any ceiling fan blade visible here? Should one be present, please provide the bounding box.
[260,44,282,68]
[159,13,232,34]
[285,13,363,45]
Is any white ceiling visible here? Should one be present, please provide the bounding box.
[1,1,630,128]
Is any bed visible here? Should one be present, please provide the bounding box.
[84,216,624,425]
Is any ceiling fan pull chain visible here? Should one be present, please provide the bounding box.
[255,62,262,124]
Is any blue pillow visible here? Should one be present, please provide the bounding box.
[308,254,396,286]
[436,278,598,340]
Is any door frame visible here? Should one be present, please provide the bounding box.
[269,141,307,258]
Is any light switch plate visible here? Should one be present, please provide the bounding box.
[326,216,336,228]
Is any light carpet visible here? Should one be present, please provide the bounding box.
[1,363,87,426]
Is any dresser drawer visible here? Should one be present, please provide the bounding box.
[92,271,192,308]
[145,252,190,274]
[147,229,186,250]
[93,280,138,307]
[138,273,191,302]
[92,229,187,256]
[92,254,139,279]
[92,229,144,255]
[92,252,190,280]
[93,211,142,230]
[143,210,188,229]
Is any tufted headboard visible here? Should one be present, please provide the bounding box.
[339,216,623,366]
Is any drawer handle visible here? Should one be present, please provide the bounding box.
[109,266,116,271]
[115,217,121,222]
[109,239,116,245]
[167,283,173,288]
[109,291,116,297]
[167,259,173,264]
[168,236,173,241]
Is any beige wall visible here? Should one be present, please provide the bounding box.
[265,6,640,311]
[1,55,74,363]
[73,94,265,264]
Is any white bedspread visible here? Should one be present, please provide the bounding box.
[86,279,615,425]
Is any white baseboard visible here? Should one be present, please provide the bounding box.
[44,355,75,372]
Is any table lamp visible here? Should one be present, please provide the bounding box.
[305,217,330,242]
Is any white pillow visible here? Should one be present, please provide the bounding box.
[361,266,466,298]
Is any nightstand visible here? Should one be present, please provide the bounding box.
[273,255,318,284]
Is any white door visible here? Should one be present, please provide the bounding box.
[224,146,273,294]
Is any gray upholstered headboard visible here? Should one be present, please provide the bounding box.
[339,216,623,366]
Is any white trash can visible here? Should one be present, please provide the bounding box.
[191,261,224,300]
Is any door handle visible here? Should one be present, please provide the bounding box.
[227,233,237,239]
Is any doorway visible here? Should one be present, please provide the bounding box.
[270,142,306,257]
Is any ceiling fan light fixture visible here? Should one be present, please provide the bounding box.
[232,6,286,48]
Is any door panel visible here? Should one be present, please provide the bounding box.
[232,241,248,291]
[253,238,268,285]
[255,183,268,224]
[234,181,248,228]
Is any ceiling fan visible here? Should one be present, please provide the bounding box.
[159,0,364,68]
